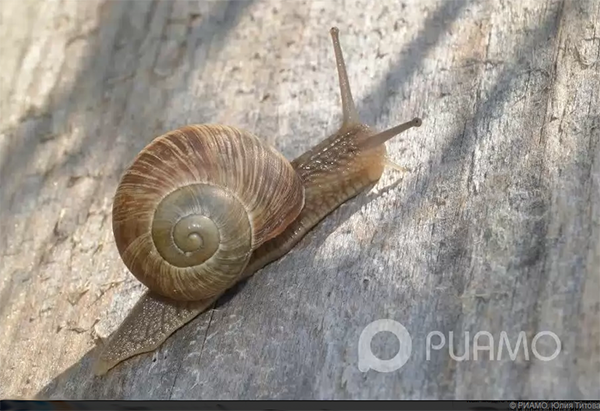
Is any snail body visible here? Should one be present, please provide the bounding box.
[94,27,421,375]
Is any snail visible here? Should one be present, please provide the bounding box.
[94,27,422,375]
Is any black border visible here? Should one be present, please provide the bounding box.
[1,400,599,411]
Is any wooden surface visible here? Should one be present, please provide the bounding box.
[0,0,598,400]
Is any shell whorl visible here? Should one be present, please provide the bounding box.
[112,125,305,301]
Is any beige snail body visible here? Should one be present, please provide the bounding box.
[94,27,422,375]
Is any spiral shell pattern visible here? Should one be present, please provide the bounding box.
[112,125,305,301]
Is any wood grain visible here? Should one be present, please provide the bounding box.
[0,0,598,400]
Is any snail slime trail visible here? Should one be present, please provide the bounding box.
[94,27,422,376]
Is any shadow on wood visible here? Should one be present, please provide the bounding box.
[34,176,412,399]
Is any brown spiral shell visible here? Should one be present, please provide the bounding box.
[112,124,305,301]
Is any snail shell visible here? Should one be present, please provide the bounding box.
[112,124,305,301]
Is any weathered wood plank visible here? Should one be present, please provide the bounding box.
[0,0,598,400]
